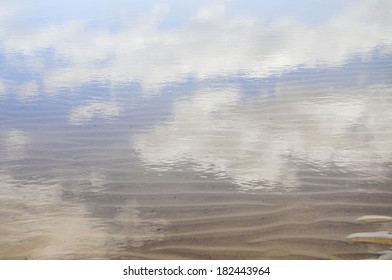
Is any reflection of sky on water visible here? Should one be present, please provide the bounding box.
[134,84,392,190]
[1,0,392,91]
[0,0,391,193]
[1,0,392,259]
[68,101,121,125]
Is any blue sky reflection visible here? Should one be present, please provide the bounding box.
[1,0,392,191]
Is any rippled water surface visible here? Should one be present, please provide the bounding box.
[1,0,392,259]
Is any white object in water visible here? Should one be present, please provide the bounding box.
[347,231,392,245]
[378,250,392,260]
[356,215,392,223]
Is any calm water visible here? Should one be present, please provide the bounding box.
[1,0,392,259]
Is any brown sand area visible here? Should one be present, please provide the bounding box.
[1,169,391,259]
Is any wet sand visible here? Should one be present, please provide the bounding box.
[1,166,391,259]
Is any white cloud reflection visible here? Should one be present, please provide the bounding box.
[0,0,391,91]
[0,79,5,97]
[0,79,39,101]
[2,129,29,160]
[68,101,121,125]
[133,84,392,190]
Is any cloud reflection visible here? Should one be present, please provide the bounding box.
[2,129,29,160]
[68,101,121,125]
[0,166,167,258]
[0,79,40,101]
[0,79,5,97]
[0,0,391,91]
[133,84,392,190]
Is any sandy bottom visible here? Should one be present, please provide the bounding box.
[1,169,391,260]
[1,88,391,259]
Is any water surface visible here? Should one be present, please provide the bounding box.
[1,0,392,259]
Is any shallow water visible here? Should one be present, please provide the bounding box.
[1,0,392,259]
